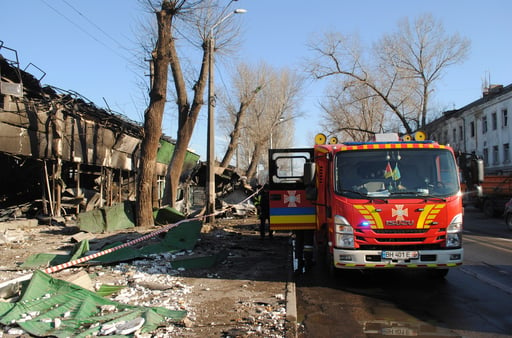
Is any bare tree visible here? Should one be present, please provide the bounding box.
[378,13,470,128]
[163,0,245,207]
[136,0,176,228]
[135,0,243,226]
[238,64,303,182]
[320,80,385,141]
[219,63,263,169]
[308,13,470,135]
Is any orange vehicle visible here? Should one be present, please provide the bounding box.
[457,152,512,217]
[268,133,466,277]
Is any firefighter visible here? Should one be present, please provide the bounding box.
[254,184,272,238]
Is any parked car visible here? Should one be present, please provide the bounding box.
[503,198,512,231]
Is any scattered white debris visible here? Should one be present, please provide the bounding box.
[100,304,117,313]
[7,327,25,335]
[99,322,116,335]
[0,218,290,337]
[115,317,145,335]
[275,293,285,300]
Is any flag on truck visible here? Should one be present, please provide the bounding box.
[384,162,393,178]
[392,163,401,181]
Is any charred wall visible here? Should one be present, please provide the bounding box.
[0,48,199,217]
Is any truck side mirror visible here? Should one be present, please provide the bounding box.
[304,162,316,186]
[474,159,484,184]
[304,162,317,201]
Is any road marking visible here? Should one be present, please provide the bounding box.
[458,265,512,296]
[464,234,512,254]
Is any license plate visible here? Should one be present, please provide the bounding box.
[382,327,417,336]
[381,251,419,260]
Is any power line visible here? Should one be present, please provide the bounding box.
[39,0,135,65]
[61,0,125,50]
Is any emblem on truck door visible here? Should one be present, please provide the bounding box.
[284,191,301,207]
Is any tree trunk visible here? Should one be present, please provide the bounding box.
[166,115,197,206]
[245,142,264,182]
[135,4,172,227]
[162,36,209,207]
[220,87,261,168]
[421,84,429,130]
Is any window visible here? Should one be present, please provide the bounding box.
[503,108,509,127]
[334,148,459,197]
[492,112,497,130]
[492,145,499,165]
[504,143,510,163]
[483,148,489,166]
[270,151,311,185]
[470,121,475,137]
[452,128,456,143]
[482,116,488,134]
[459,126,463,141]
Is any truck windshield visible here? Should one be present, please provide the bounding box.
[334,148,459,198]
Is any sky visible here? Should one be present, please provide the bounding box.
[1,0,511,160]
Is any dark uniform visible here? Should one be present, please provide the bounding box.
[255,184,272,238]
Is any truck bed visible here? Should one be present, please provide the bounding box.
[481,175,512,196]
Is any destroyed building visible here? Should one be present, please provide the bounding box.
[0,43,200,219]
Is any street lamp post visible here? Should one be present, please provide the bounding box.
[206,8,246,223]
[269,117,285,149]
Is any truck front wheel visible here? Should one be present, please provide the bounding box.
[506,213,512,231]
[325,248,338,277]
[430,268,449,279]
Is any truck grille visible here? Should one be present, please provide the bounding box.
[360,244,444,250]
[372,229,433,234]
[376,237,426,242]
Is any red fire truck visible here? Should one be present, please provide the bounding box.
[268,133,466,277]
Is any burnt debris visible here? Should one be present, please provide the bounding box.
[0,44,199,219]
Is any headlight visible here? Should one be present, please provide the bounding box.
[334,215,355,248]
[446,213,462,248]
[447,213,462,233]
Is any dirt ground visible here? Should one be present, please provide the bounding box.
[0,215,296,337]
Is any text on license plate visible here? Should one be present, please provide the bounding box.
[382,327,417,336]
[381,251,419,259]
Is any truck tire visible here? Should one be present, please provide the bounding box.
[326,248,338,277]
[506,213,512,231]
[483,199,496,218]
[430,268,449,279]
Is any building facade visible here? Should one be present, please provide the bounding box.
[425,84,512,175]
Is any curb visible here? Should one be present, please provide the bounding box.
[285,279,298,337]
[285,237,298,338]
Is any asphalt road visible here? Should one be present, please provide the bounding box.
[295,206,512,338]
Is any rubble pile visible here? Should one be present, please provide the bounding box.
[0,217,293,337]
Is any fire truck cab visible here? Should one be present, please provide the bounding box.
[268,133,464,277]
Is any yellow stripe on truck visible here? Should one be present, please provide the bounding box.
[270,215,317,224]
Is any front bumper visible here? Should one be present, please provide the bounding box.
[332,247,463,269]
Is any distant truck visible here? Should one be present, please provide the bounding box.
[458,152,511,217]
[268,132,468,278]
[475,175,512,217]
